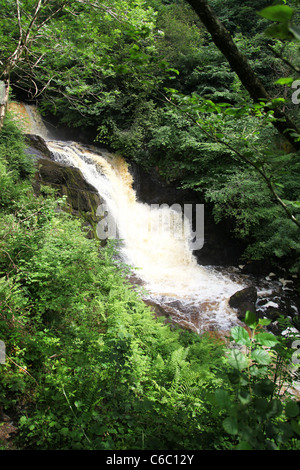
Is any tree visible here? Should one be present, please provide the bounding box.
[184,0,300,151]
[0,0,156,131]
[0,0,75,130]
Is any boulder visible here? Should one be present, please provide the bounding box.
[25,134,51,159]
[229,286,257,320]
[34,157,101,208]
[33,157,102,238]
[25,134,102,238]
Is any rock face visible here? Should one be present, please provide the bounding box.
[229,286,258,321]
[26,134,102,238]
[25,134,52,159]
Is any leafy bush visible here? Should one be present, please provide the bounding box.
[213,311,300,450]
[0,116,229,450]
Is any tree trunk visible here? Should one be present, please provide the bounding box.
[0,80,9,132]
[185,0,300,151]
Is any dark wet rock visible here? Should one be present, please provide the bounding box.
[26,135,102,239]
[264,308,282,322]
[241,260,275,277]
[25,134,52,160]
[143,298,171,319]
[229,286,257,320]
[33,158,102,238]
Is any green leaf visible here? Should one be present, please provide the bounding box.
[258,5,293,23]
[227,350,249,370]
[224,107,239,116]
[244,310,258,328]
[277,422,294,442]
[291,419,300,436]
[266,399,283,419]
[285,401,300,418]
[238,390,251,405]
[215,389,231,409]
[236,441,253,450]
[230,326,251,346]
[274,77,295,86]
[249,365,268,377]
[59,427,69,436]
[254,397,269,413]
[19,416,28,425]
[258,318,272,327]
[223,416,238,435]
[270,97,286,108]
[253,379,275,397]
[254,332,279,348]
[166,68,180,76]
[264,23,293,39]
[251,349,271,365]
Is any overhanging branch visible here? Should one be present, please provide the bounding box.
[185,0,300,151]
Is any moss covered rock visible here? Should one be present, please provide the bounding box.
[26,134,102,238]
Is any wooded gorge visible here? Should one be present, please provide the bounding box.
[0,0,300,453]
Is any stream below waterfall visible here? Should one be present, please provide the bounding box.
[10,103,300,335]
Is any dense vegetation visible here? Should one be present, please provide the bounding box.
[0,0,300,451]
[2,0,298,270]
[1,111,300,451]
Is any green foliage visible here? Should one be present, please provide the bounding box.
[0,115,230,450]
[1,1,300,451]
[214,311,300,450]
[204,166,300,265]
[210,0,271,36]
[0,112,34,211]
[259,4,300,40]
[22,0,161,131]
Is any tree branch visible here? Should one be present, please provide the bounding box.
[185,0,300,151]
[266,44,300,74]
[162,91,300,230]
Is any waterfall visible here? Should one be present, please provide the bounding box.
[46,140,248,332]
[9,102,52,138]
[10,103,250,333]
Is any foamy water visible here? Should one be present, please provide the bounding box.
[10,103,249,332]
[46,140,247,332]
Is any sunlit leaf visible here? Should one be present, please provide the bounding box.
[230,326,251,346]
[251,349,271,365]
[258,5,293,23]
[274,77,295,86]
[255,332,280,347]
[227,350,249,370]
[244,310,257,328]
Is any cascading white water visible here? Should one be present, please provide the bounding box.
[46,139,249,332]
[11,103,250,333]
